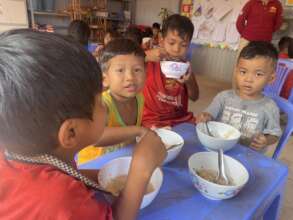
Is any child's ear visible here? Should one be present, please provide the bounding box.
[58,119,80,149]
[102,72,109,88]
[268,72,276,84]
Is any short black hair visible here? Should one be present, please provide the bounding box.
[0,29,102,155]
[162,14,194,41]
[68,20,90,46]
[105,28,121,39]
[100,38,145,72]
[152,22,160,30]
[238,41,278,69]
[124,27,143,45]
[278,36,292,51]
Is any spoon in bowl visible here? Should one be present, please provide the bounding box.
[216,148,229,185]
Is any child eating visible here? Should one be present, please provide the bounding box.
[142,14,199,128]
[0,29,166,220]
[197,41,282,152]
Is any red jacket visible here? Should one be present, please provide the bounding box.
[236,0,283,41]
[142,62,194,128]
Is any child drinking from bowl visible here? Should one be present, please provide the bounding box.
[142,14,199,128]
[197,41,282,152]
[78,38,148,165]
[0,29,166,220]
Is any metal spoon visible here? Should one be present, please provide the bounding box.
[216,149,229,185]
[205,121,214,137]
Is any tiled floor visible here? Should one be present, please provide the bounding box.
[189,74,293,220]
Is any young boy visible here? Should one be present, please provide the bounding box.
[278,36,292,59]
[152,22,161,47]
[142,14,199,128]
[0,29,166,220]
[68,19,90,47]
[197,41,282,152]
[78,38,147,164]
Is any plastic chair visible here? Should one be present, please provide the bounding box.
[271,95,293,159]
[289,88,293,103]
[264,61,290,96]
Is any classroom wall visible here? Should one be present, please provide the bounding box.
[134,0,180,26]
[0,0,28,32]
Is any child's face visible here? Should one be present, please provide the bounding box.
[103,54,146,101]
[161,30,190,60]
[235,57,275,99]
[104,33,112,46]
[152,28,159,36]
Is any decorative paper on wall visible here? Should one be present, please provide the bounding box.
[181,0,249,50]
[285,0,293,6]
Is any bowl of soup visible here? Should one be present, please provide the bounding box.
[188,152,249,200]
[196,121,241,152]
[98,156,163,209]
[160,61,189,79]
[155,128,184,164]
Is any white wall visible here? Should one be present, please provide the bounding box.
[135,0,180,26]
[0,0,28,32]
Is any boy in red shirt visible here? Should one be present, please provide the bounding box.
[142,14,199,128]
[0,29,166,220]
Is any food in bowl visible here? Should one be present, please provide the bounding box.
[105,175,155,196]
[188,152,249,200]
[195,168,234,186]
[160,61,189,79]
[98,157,163,209]
[196,121,241,152]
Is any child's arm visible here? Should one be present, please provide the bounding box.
[250,101,282,151]
[112,130,166,220]
[96,126,148,147]
[250,134,279,151]
[145,47,168,62]
[196,112,213,123]
[196,91,227,123]
[177,63,199,101]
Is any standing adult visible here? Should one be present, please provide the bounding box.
[236,0,283,51]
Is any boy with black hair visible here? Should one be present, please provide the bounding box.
[0,29,166,220]
[278,36,292,59]
[197,41,282,151]
[142,14,199,128]
[68,19,90,47]
[152,22,161,46]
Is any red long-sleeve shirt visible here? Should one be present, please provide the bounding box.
[236,0,283,41]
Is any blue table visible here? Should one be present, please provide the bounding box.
[79,123,288,220]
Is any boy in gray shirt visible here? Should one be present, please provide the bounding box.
[197,42,282,151]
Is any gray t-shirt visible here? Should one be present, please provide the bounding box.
[205,90,282,145]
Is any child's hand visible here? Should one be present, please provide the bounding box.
[250,133,268,151]
[177,62,192,84]
[132,130,166,175]
[196,112,213,123]
[145,47,168,62]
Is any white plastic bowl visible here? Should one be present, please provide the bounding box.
[155,129,184,164]
[160,61,189,79]
[188,152,249,200]
[196,121,241,152]
[98,157,163,209]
